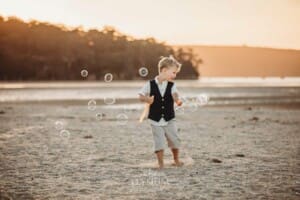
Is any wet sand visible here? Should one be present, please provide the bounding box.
[0,102,299,199]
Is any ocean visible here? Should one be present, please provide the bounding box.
[0,78,300,106]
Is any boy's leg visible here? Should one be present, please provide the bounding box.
[171,148,183,166]
[171,148,179,162]
[155,150,164,169]
[151,125,167,169]
[164,121,183,167]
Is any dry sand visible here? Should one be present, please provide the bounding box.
[0,102,299,199]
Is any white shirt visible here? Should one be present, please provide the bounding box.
[138,76,178,126]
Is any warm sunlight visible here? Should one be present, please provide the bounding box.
[1,1,300,199]
[1,0,300,49]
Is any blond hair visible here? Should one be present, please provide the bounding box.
[158,55,182,73]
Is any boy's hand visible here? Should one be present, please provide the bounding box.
[139,94,154,104]
[147,95,154,105]
[172,92,182,106]
[175,99,183,106]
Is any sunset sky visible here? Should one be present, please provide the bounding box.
[1,0,300,49]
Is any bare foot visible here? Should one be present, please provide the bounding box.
[172,161,184,167]
[154,164,164,170]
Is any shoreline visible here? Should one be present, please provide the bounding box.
[1,85,300,106]
[1,77,300,89]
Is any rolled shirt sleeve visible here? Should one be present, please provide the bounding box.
[171,82,179,94]
[138,81,150,96]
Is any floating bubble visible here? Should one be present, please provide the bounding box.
[189,98,198,112]
[123,105,136,114]
[60,129,70,139]
[139,67,148,77]
[123,106,131,113]
[104,73,113,82]
[95,113,104,120]
[55,121,64,130]
[104,97,116,105]
[175,106,185,115]
[196,94,209,106]
[180,97,198,113]
[81,69,88,78]
[88,99,97,111]
[116,113,128,125]
[180,96,189,104]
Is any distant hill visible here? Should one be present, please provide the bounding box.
[174,45,300,77]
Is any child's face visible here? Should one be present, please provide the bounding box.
[162,65,179,81]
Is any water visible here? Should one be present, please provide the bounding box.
[0,78,300,106]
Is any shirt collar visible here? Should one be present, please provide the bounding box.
[155,76,167,85]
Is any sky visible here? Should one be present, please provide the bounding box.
[1,0,300,49]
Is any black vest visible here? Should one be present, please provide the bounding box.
[148,80,175,122]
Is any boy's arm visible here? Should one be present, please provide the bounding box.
[138,81,154,104]
[171,83,182,106]
[172,92,182,106]
[139,94,154,104]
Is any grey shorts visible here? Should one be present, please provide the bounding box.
[150,120,181,152]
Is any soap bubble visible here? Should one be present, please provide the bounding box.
[104,73,113,82]
[180,96,189,104]
[81,69,88,78]
[189,100,198,112]
[55,121,64,130]
[139,67,148,77]
[60,129,70,139]
[88,99,97,111]
[104,97,116,105]
[123,105,134,113]
[175,107,185,115]
[116,113,128,125]
[196,94,209,106]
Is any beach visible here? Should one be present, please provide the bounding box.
[0,81,300,199]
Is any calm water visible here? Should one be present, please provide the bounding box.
[0,78,300,105]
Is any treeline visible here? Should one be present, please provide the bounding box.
[0,16,202,80]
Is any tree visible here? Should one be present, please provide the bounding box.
[0,16,202,80]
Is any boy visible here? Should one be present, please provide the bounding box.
[138,55,183,169]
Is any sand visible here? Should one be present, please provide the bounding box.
[0,102,299,199]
